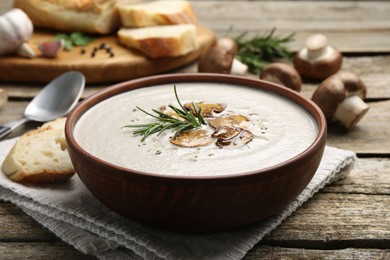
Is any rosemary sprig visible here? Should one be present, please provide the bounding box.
[123,85,206,141]
[233,28,295,73]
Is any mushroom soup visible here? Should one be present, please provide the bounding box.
[74,83,318,176]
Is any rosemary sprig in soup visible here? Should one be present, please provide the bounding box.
[124,85,207,141]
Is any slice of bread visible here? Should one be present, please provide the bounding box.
[117,0,196,28]
[14,0,121,34]
[1,117,75,184]
[118,24,199,58]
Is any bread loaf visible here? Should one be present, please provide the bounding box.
[118,24,199,58]
[117,0,196,28]
[13,0,120,35]
[1,117,75,184]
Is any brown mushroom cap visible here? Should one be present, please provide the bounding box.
[260,62,302,92]
[293,34,342,80]
[312,71,367,121]
[198,38,237,74]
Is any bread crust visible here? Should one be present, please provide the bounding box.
[14,0,120,34]
[1,118,75,184]
[118,0,196,28]
[117,25,199,58]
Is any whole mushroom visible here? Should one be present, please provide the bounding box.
[198,37,248,75]
[312,71,369,129]
[260,62,302,92]
[293,34,342,80]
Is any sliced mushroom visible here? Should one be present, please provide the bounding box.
[212,126,241,140]
[170,129,214,147]
[260,62,302,92]
[293,34,342,80]
[184,102,226,117]
[311,71,369,129]
[208,114,250,129]
[159,106,183,120]
[215,129,254,149]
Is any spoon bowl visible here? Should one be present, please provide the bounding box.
[0,71,85,139]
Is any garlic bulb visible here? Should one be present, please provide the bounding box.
[0,9,35,58]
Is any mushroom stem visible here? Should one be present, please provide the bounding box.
[17,42,36,59]
[305,34,328,60]
[333,95,369,129]
[231,58,248,75]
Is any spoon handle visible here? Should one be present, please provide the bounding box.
[0,126,11,139]
[0,118,30,140]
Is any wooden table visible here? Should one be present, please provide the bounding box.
[1,1,389,259]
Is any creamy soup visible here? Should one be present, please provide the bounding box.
[74,83,318,176]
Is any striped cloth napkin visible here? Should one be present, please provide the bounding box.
[0,137,356,259]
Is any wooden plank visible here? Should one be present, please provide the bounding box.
[0,242,92,260]
[261,193,390,245]
[0,202,57,241]
[247,158,390,251]
[190,1,390,53]
[327,100,390,154]
[323,158,390,195]
[245,246,390,259]
[0,1,12,14]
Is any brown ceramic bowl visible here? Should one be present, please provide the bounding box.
[65,73,327,232]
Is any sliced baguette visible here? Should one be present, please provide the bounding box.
[118,24,199,58]
[1,117,75,184]
[14,0,121,34]
[117,0,196,28]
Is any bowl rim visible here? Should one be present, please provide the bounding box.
[65,73,327,180]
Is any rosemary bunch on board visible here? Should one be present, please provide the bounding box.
[124,86,207,142]
[234,28,295,73]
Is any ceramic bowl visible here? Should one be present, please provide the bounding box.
[65,73,327,232]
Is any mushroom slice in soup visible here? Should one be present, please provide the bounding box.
[216,129,254,149]
[159,106,183,120]
[184,102,226,117]
[212,125,241,140]
[170,129,214,147]
[208,114,250,129]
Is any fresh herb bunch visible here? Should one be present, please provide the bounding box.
[124,86,207,142]
[234,28,295,73]
[54,32,95,51]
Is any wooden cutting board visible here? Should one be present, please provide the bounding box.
[0,25,214,84]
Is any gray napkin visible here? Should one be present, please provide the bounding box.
[0,138,356,259]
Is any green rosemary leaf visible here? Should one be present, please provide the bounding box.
[192,102,206,125]
[233,28,295,73]
[173,84,186,111]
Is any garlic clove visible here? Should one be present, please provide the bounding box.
[17,42,36,59]
[38,40,64,58]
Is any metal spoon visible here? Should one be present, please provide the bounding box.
[0,71,85,139]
